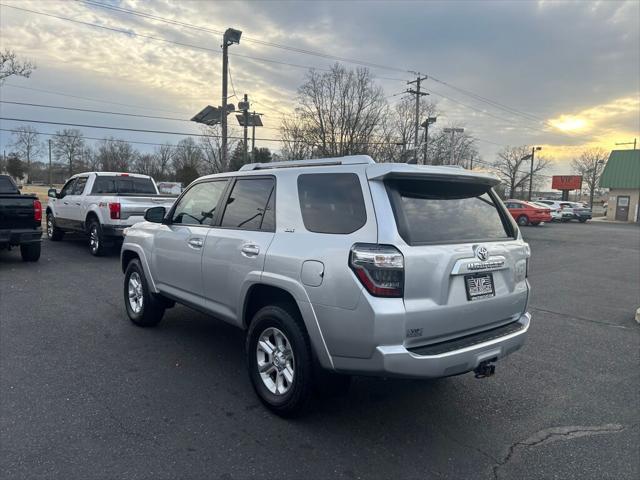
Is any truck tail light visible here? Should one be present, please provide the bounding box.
[109,202,121,220]
[33,199,42,222]
[349,243,404,298]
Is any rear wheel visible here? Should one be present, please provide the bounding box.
[88,219,106,256]
[579,218,588,223]
[530,221,541,226]
[20,242,40,262]
[46,213,64,241]
[246,304,314,417]
[124,259,165,327]
[517,215,529,226]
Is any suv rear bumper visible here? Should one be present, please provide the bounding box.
[332,312,530,378]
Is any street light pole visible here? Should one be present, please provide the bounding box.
[421,117,436,165]
[48,139,52,186]
[528,146,542,201]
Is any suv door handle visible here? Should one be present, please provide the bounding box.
[241,243,260,258]
[188,238,204,249]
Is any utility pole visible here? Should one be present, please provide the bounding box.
[221,28,242,170]
[48,139,52,186]
[443,127,464,165]
[251,111,256,161]
[528,146,542,201]
[407,74,429,164]
[241,94,249,164]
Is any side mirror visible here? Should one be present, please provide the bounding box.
[144,206,167,223]
[47,188,58,198]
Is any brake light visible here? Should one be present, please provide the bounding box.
[349,244,404,297]
[33,199,42,222]
[109,202,121,220]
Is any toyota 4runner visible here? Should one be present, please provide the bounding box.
[121,156,531,416]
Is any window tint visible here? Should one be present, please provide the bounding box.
[221,178,275,231]
[72,177,88,195]
[172,180,228,226]
[91,176,157,194]
[0,176,17,194]
[60,179,76,198]
[387,179,513,245]
[298,173,366,234]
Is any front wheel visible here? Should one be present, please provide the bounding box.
[20,242,41,262]
[579,218,588,223]
[246,304,314,417]
[517,215,529,227]
[124,259,165,327]
[46,213,64,241]
[530,221,541,226]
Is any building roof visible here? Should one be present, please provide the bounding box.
[599,149,640,189]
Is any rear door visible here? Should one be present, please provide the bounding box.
[376,176,528,347]
[202,176,276,323]
[152,179,229,305]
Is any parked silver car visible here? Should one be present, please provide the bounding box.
[121,156,531,415]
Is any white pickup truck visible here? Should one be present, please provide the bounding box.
[46,172,177,256]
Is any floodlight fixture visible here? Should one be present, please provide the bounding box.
[224,28,242,46]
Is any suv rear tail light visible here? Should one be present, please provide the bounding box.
[33,199,42,222]
[109,202,121,220]
[349,243,404,297]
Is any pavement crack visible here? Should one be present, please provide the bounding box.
[531,306,629,329]
[492,424,625,480]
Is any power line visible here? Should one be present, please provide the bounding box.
[1,83,191,115]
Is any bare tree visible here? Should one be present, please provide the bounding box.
[133,153,157,177]
[199,125,237,173]
[172,137,203,186]
[492,145,551,198]
[427,126,480,167]
[286,64,387,158]
[10,126,43,183]
[0,49,35,84]
[571,148,608,208]
[52,129,85,177]
[153,144,174,181]
[382,96,437,163]
[280,114,313,160]
[96,138,137,171]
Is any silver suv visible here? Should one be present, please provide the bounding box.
[121,156,531,416]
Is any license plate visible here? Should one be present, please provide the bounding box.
[464,273,495,301]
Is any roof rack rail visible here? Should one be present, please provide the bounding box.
[239,155,375,171]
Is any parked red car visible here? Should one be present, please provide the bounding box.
[504,199,552,226]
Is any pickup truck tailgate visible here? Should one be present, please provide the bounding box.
[0,195,37,230]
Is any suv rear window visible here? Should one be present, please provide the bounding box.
[92,176,157,195]
[386,179,514,245]
[298,173,366,234]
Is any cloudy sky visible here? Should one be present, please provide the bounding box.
[1,0,638,180]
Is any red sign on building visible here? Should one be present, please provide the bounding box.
[552,175,582,190]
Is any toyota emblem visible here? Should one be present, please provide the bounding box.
[476,246,489,261]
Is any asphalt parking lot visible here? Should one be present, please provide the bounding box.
[1,221,639,479]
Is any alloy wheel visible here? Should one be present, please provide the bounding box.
[256,327,295,395]
[128,271,144,314]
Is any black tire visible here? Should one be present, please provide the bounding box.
[530,221,541,226]
[246,304,314,417]
[87,218,106,256]
[46,212,64,241]
[123,259,165,327]
[579,218,588,223]
[517,215,529,227]
[20,242,41,262]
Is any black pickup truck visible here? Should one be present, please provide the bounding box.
[0,175,42,261]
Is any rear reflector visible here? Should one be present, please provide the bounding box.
[350,243,404,297]
[109,202,121,220]
[33,199,42,222]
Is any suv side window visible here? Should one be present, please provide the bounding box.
[72,177,88,195]
[220,177,275,231]
[59,178,77,198]
[297,173,366,234]
[171,180,228,226]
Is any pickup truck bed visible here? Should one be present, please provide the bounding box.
[0,175,43,262]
